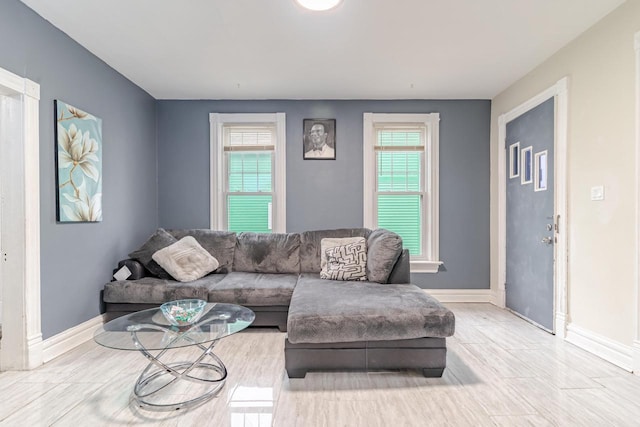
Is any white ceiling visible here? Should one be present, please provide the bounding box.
[20,0,625,100]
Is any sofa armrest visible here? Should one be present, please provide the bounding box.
[112,259,147,281]
[387,249,410,284]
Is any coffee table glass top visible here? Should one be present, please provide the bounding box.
[94,303,255,351]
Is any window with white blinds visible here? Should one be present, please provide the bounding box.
[210,113,286,233]
[363,113,441,273]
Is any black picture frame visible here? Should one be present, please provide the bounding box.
[303,119,336,160]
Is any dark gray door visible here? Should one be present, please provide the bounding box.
[506,98,554,332]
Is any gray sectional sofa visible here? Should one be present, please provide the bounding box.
[103,227,455,378]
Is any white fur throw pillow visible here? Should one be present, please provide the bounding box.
[320,237,367,281]
[152,236,219,282]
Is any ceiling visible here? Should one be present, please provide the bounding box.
[20,0,625,100]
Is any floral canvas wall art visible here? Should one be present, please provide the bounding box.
[54,100,103,222]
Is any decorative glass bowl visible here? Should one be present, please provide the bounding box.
[160,299,207,326]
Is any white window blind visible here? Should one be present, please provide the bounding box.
[375,128,425,256]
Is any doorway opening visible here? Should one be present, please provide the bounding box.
[0,66,42,371]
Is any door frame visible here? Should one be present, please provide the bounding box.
[0,66,42,370]
[497,77,569,338]
[634,30,640,375]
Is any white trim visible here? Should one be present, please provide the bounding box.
[209,113,286,233]
[566,323,634,372]
[634,30,640,375]
[0,66,42,371]
[497,115,507,307]
[0,67,26,95]
[424,289,495,303]
[555,311,568,340]
[274,114,287,233]
[42,315,106,363]
[363,112,441,271]
[412,260,444,273]
[555,77,569,339]
[496,77,569,339]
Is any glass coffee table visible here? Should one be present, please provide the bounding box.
[94,303,254,411]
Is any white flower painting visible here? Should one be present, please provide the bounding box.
[55,100,103,222]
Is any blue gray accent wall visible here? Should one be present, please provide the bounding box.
[157,100,490,289]
[0,0,158,338]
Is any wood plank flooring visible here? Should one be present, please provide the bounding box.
[1,303,639,426]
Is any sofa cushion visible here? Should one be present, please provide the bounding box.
[366,229,403,283]
[103,275,226,304]
[320,237,367,281]
[287,274,455,344]
[233,232,301,274]
[299,228,371,273]
[208,272,297,306]
[168,229,237,273]
[128,228,177,279]
[152,236,219,282]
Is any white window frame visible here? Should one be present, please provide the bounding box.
[534,150,548,192]
[209,113,286,232]
[363,113,441,273]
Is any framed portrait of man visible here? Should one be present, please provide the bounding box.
[303,119,336,160]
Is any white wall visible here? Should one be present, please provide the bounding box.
[491,1,640,350]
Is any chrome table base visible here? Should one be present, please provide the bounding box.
[130,327,227,411]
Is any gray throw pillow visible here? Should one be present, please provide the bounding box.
[320,237,367,281]
[167,229,237,273]
[366,229,403,283]
[152,236,219,282]
[128,228,177,279]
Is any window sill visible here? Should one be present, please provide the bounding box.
[410,260,443,274]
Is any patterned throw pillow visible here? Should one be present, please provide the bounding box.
[320,238,367,281]
[152,236,219,282]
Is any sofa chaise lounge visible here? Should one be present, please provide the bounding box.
[102,227,455,378]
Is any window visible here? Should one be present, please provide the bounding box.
[363,113,441,273]
[534,150,548,192]
[210,113,286,233]
[509,142,520,178]
[521,146,532,185]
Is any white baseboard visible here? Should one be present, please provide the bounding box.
[424,289,495,303]
[633,340,640,376]
[42,314,105,363]
[566,323,633,372]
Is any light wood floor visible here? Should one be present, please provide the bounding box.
[1,303,640,426]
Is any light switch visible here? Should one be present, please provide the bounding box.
[591,185,604,201]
